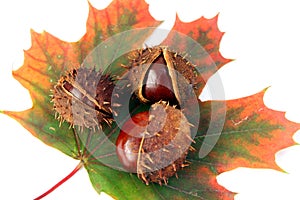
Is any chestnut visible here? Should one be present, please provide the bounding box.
[127,46,199,105]
[142,53,177,104]
[115,110,149,173]
[116,102,193,185]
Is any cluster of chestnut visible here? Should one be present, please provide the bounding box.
[52,46,199,185]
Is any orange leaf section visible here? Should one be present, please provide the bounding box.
[79,0,160,61]
[3,29,79,144]
[194,90,299,200]
[173,15,230,71]
[16,31,79,102]
[219,91,297,171]
[163,15,231,96]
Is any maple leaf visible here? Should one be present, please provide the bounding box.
[1,1,299,200]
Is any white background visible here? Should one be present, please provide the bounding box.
[0,0,300,199]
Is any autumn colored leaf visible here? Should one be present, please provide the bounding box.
[184,91,298,199]
[1,0,299,200]
[161,15,232,96]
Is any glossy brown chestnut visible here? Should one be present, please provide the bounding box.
[116,111,149,172]
[142,55,177,103]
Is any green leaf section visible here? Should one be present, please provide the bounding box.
[87,163,160,200]
[86,161,213,200]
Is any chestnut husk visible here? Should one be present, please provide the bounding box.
[52,67,114,130]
